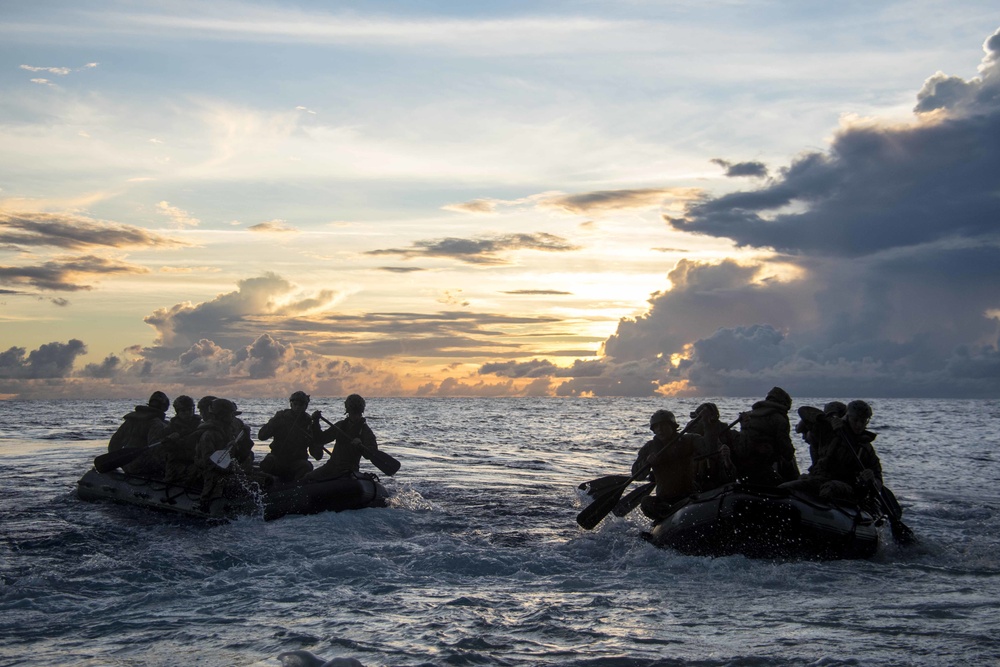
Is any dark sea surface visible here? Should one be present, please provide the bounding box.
[1,397,999,667]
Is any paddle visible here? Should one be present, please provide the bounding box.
[209,435,239,470]
[612,416,741,517]
[94,440,164,473]
[840,420,916,545]
[578,474,633,497]
[576,417,702,530]
[612,481,657,516]
[318,414,400,476]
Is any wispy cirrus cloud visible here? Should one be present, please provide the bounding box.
[156,201,200,229]
[20,63,98,76]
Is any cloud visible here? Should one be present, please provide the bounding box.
[247,219,299,233]
[501,289,572,295]
[377,266,425,273]
[710,158,769,178]
[575,28,1000,397]
[442,199,500,214]
[156,201,200,228]
[234,333,294,378]
[0,255,150,291]
[666,32,1000,260]
[416,375,550,397]
[0,339,86,379]
[143,272,336,348]
[366,232,581,265]
[0,211,185,250]
[20,63,97,76]
[80,354,122,378]
[479,358,559,378]
[539,188,684,214]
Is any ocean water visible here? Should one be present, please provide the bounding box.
[1,396,999,667]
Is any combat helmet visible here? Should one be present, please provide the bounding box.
[197,395,217,414]
[690,402,719,420]
[765,386,792,410]
[344,393,366,415]
[211,398,241,417]
[148,391,170,412]
[173,394,195,411]
[846,399,872,421]
[289,390,310,404]
[823,401,847,418]
[649,409,677,430]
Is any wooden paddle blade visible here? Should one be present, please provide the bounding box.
[93,441,160,473]
[578,474,632,496]
[210,448,233,470]
[576,482,629,530]
[613,481,656,517]
[367,448,400,476]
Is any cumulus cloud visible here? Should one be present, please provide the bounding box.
[234,333,294,378]
[366,232,581,265]
[579,28,1000,397]
[0,339,86,378]
[80,354,122,378]
[143,272,336,348]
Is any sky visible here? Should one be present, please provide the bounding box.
[1,1,999,400]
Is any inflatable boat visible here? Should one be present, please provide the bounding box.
[77,467,389,521]
[643,482,881,560]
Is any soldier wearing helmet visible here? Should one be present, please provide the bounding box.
[258,391,324,481]
[161,395,202,487]
[688,402,738,491]
[783,400,883,505]
[194,399,260,508]
[306,394,380,482]
[731,386,799,486]
[107,390,171,477]
[630,408,708,520]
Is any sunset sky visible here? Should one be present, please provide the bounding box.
[2,2,999,399]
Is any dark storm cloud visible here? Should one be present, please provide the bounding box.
[560,28,1000,397]
[366,233,580,265]
[79,354,121,378]
[0,339,86,378]
[0,255,149,291]
[710,158,769,178]
[0,212,184,250]
[668,30,1000,260]
[479,358,558,378]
